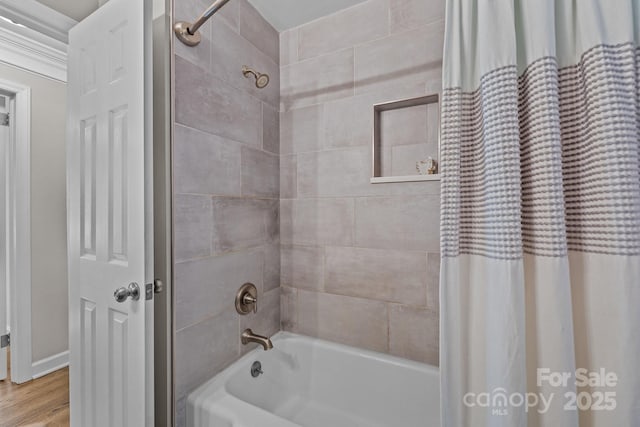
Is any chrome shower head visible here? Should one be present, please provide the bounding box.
[242,66,270,89]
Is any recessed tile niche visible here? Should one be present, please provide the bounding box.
[372,94,440,183]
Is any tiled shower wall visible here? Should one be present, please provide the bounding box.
[172,0,280,424]
[279,0,444,365]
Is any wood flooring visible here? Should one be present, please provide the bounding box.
[0,351,69,427]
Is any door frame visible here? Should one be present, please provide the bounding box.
[0,78,32,384]
[0,12,67,383]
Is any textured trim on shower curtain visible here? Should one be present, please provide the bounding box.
[442,43,640,260]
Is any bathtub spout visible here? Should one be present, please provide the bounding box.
[241,329,273,350]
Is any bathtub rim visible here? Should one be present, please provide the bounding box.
[187,331,439,403]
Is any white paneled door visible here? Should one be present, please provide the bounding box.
[67,0,153,426]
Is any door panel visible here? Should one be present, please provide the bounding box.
[80,117,97,258]
[80,299,97,426]
[108,307,129,426]
[67,0,152,425]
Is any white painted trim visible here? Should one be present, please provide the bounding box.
[0,0,76,43]
[370,174,441,184]
[0,20,67,82]
[32,350,69,379]
[0,79,32,384]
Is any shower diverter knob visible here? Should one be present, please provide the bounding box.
[235,283,258,314]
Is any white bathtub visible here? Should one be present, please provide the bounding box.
[187,332,440,427]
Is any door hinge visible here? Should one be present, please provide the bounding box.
[145,279,164,300]
[0,113,9,127]
[1,333,9,349]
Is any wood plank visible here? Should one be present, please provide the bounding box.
[0,351,69,426]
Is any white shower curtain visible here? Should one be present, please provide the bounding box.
[439,1,640,426]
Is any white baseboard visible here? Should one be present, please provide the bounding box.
[31,350,69,379]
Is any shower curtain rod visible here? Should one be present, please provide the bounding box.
[174,0,233,46]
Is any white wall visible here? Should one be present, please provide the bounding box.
[0,62,68,364]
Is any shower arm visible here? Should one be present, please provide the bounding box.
[189,0,232,35]
[174,0,232,46]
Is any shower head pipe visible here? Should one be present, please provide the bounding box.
[174,0,233,46]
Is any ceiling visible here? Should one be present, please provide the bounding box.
[35,0,368,31]
[35,0,100,22]
[247,0,368,31]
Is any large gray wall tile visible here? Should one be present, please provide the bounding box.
[174,124,241,195]
[211,197,265,253]
[281,245,324,291]
[280,286,297,331]
[426,78,442,95]
[281,48,354,110]
[175,56,262,146]
[389,0,446,34]
[241,147,279,198]
[355,195,440,251]
[174,35,211,75]
[211,197,278,254]
[279,199,293,243]
[296,147,370,197]
[175,249,264,330]
[296,290,388,353]
[262,103,280,154]
[280,104,324,154]
[279,29,298,66]
[280,198,354,246]
[210,20,280,109]
[209,0,240,31]
[174,194,212,262]
[239,0,279,63]
[297,0,389,60]
[280,155,297,199]
[354,22,444,94]
[324,246,427,306]
[426,252,440,311]
[264,243,281,292]
[389,304,439,365]
[264,198,280,243]
[323,95,373,149]
[175,308,239,399]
